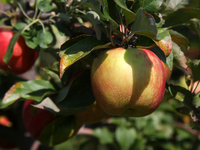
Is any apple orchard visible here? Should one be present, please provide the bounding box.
[1,0,200,150]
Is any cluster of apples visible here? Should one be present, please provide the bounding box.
[0,27,172,147]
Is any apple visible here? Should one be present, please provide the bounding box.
[0,115,12,127]
[0,116,16,149]
[75,101,109,123]
[161,61,172,82]
[0,28,38,74]
[22,100,83,146]
[189,81,200,94]
[91,47,166,117]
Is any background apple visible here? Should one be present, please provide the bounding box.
[22,100,83,146]
[91,47,166,117]
[75,101,109,124]
[0,115,16,149]
[0,28,38,74]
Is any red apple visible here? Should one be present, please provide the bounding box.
[0,116,12,127]
[161,61,172,82]
[91,47,166,117]
[0,116,16,149]
[22,100,83,146]
[75,101,109,123]
[0,28,38,74]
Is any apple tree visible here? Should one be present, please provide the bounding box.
[0,0,200,149]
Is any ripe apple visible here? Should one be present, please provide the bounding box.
[75,101,109,123]
[0,116,16,149]
[22,100,83,145]
[161,61,172,82]
[0,28,38,74]
[0,115,12,127]
[91,47,166,117]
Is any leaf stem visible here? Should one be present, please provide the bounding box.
[0,10,11,17]
[17,2,32,21]
[33,0,38,20]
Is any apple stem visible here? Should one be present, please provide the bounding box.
[120,32,134,47]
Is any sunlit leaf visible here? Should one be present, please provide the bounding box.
[169,29,189,53]
[0,80,56,108]
[172,41,189,70]
[59,37,105,77]
[33,97,60,113]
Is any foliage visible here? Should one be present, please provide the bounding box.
[0,0,200,149]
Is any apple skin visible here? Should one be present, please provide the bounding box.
[91,47,166,117]
[75,101,109,123]
[161,61,172,82]
[22,100,58,138]
[0,28,38,74]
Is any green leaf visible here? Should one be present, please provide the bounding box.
[14,22,28,31]
[93,127,114,144]
[33,97,60,113]
[188,59,200,82]
[114,0,136,25]
[43,66,62,89]
[168,84,193,106]
[85,11,101,40]
[115,126,137,150]
[0,80,56,108]
[131,8,157,39]
[189,18,200,38]
[57,69,95,116]
[0,0,11,4]
[59,37,104,77]
[3,30,22,65]
[38,116,78,146]
[165,8,200,27]
[166,49,173,71]
[164,0,199,11]
[169,29,189,54]
[176,106,190,115]
[37,30,53,49]
[0,82,23,109]
[38,0,53,12]
[59,35,91,57]
[172,41,189,70]
[132,0,163,13]
[58,13,72,23]
[102,0,120,29]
